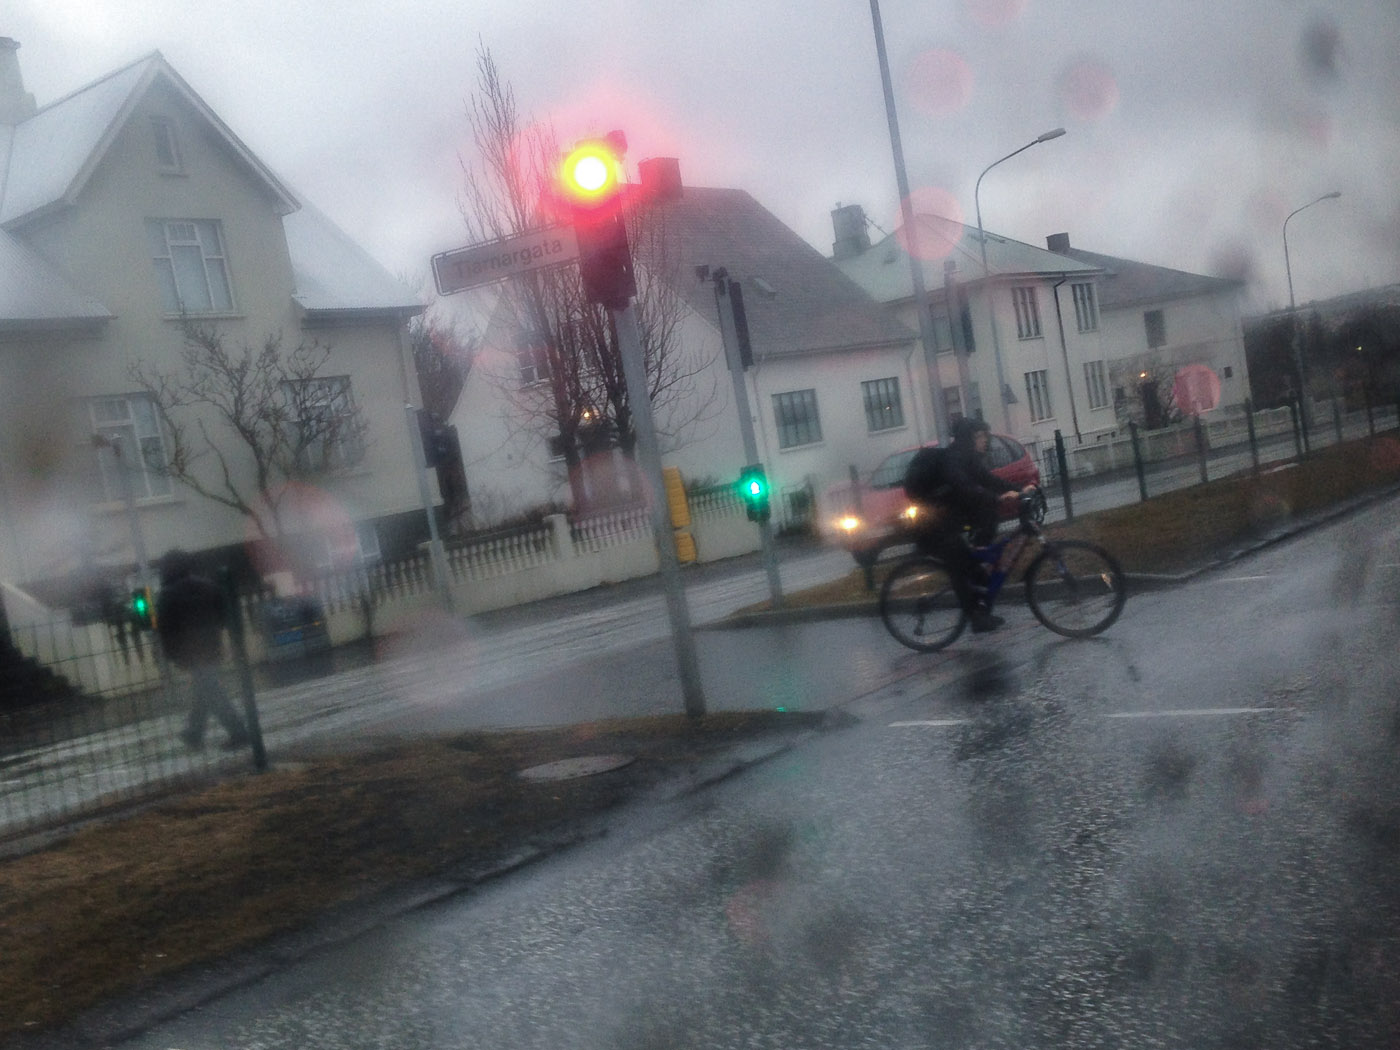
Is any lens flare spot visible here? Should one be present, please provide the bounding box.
[1059,58,1119,121]
[963,0,1028,28]
[895,185,965,261]
[906,47,974,118]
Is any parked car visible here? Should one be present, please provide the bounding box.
[257,595,331,662]
[822,434,1041,566]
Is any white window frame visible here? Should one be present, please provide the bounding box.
[772,389,822,449]
[284,376,364,473]
[147,219,234,315]
[515,343,552,386]
[89,393,172,501]
[1024,369,1053,422]
[150,117,184,173]
[1084,360,1110,410]
[1013,286,1042,339]
[1072,282,1098,332]
[861,377,904,433]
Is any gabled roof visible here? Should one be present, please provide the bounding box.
[648,186,913,356]
[0,52,297,228]
[835,216,1101,305]
[1054,246,1243,309]
[0,51,419,325]
[284,199,422,317]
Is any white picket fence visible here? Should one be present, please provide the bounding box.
[1,490,760,699]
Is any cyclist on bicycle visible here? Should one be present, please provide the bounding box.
[906,416,1024,633]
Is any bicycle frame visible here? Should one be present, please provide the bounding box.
[968,504,1046,609]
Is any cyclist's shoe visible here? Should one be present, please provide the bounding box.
[969,610,1005,633]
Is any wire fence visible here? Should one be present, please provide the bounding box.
[1030,393,1400,523]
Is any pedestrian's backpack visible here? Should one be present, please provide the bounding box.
[903,446,950,503]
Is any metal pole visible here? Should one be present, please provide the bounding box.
[1128,421,1148,502]
[869,0,952,444]
[1244,398,1260,474]
[220,568,267,771]
[403,404,454,613]
[1053,429,1073,522]
[1283,191,1341,434]
[975,128,1067,434]
[1194,416,1208,485]
[714,277,783,607]
[612,300,706,718]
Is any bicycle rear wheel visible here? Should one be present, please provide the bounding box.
[879,555,966,652]
[1024,540,1126,638]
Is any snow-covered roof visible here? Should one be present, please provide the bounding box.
[0,52,297,227]
[0,50,420,325]
[0,227,111,329]
[835,216,1101,305]
[284,199,423,317]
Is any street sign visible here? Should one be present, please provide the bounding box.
[431,225,580,296]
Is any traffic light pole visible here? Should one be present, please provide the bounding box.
[611,299,706,718]
[714,277,783,608]
[404,403,454,614]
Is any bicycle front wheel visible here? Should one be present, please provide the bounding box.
[879,555,966,652]
[1025,540,1126,638]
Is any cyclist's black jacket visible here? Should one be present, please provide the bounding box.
[935,443,1005,531]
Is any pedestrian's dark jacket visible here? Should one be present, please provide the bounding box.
[156,556,228,670]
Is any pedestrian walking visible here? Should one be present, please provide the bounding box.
[155,550,249,751]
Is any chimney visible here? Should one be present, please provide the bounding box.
[831,203,872,260]
[1046,232,1071,253]
[638,157,683,203]
[0,38,36,124]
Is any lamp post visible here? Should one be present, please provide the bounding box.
[868,0,952,444]
[975,128,1066,432]
[1283,190,1341,431]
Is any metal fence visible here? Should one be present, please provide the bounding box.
[0,601,267,847]
[1030,395,1400,524]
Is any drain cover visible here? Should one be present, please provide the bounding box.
[518,754,635,782]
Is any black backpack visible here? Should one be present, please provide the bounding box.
[903,446,949,503]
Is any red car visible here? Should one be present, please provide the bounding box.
[823,434,1041,566]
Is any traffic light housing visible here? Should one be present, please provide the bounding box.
[417,410,461,470]
[130,586,155,630]
[559,135,636,309]
[738,464,771,523]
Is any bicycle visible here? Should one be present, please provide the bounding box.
[878,486,1126,651]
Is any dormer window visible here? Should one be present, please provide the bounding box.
[151,117,183,173]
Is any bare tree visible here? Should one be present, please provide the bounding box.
[130,322,369,541]
[458,44,719,510]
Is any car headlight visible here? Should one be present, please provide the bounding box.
[900,505,920,523]
[836,514,863,533]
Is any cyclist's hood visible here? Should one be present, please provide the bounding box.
[950,416,991,447]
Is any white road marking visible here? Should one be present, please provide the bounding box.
[889,719,973,728]
[1208,575,1274,583]
[1103,707,1286,719]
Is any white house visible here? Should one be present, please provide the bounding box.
[0,41,425,598]
[831,205,1251,452]
[453,177,922,531]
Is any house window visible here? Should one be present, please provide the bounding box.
[1072,282,1098,332]
[1024,369,1053,422]
[151,117,183,172]
[1084,360,1110,410]
[943,385,963,422]
[146,219,234,314]
[284,376,364,472]
[1013,286,1042,339]
[861,377,904,432]
[89,394,172,501]
[1223,366,1233,379]
[1145,309,1167,348]
[772,389,822,449]
[515,344,552,386]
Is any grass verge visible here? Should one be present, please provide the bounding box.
[0,710,817,1040]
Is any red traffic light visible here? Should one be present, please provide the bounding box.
[560,134,626,208]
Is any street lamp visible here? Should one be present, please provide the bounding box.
[1282,190,1341,430]
[975,128,1066,432]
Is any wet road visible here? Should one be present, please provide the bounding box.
[98,495,1400,1048]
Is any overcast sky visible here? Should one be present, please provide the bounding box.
[9,0,1399,316]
